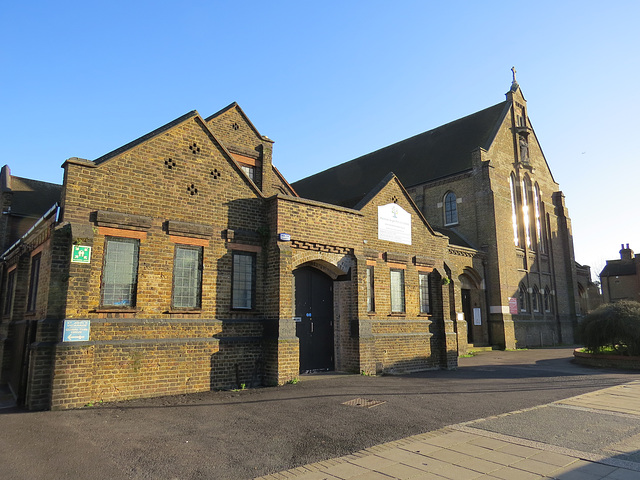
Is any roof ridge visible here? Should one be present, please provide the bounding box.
[94,110,198,165]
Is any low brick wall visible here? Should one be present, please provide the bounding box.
[573,348,640,370]
[49,318,268,410]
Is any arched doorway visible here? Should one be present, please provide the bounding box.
[294,266,334,372]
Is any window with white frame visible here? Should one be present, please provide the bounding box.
[366,265,375,312]
[101,237,140,307]
[172,245,203,309]
[419,272,430,314]
[232,251,255,309]
[390,269,405,313]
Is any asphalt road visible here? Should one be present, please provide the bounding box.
[0,347,637,480]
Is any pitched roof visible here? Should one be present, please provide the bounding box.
[292,101,509,207]
[93,111,198,165]
[601,260,637,277]
[7,176,62,218]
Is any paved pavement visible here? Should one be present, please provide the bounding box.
[257,381,640,480]
[1,347,639,479]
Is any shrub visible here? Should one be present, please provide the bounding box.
[580,300,640,356]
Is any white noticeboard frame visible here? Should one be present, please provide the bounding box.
[378,203,412,245]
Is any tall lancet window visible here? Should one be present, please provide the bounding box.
[534,183,544,253]
[521,177,533,249]
[509,174,520,246]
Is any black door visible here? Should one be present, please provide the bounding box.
[294,266,334,372]
[461,289,473,344]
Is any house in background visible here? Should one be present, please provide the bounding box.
[600,244,640,303]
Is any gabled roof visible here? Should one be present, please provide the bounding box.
[601,260,637,277]
[93,111,198,165]
[6,176,62,218]
[354,172,438,236]
[205,102,272,143]
[292,101,509,207]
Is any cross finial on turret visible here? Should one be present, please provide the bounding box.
[511,66,517,83]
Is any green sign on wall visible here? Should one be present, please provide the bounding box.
[71,245,92,264]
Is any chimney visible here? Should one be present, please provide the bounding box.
[620,243,634,261]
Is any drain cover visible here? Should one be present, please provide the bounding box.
[342,398,386,408]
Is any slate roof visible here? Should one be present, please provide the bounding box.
[292,101,509,207]
[432,226,475,249]
[7,176,62,218]
[601,260,637,277]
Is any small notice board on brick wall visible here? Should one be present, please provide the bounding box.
[63,320,90,342]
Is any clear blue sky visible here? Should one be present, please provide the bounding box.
[2,1,638,277]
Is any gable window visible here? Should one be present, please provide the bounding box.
[518,284,529,313]
[366,265,375,312]
[232,251,255,309]
[444,192,458,225]
[240,164,255,182]
[521,177,533,249]
[509,174,520,246]
[390,269,405,313]
[419,272,431,314]
[27,253,41,312]
[534,183,545,253]
[4,268,16,316]
[101,237,140,307]
[172,245,203,309]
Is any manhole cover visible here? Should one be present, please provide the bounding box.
[342,398,386,408]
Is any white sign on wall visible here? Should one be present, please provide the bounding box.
[378,203,412,245]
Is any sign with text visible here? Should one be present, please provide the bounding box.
[71,245,92,263]
[508,297,518,315]
[378,203,411,245]
[63,320,90,342]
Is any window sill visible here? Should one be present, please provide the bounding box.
[388,313,406,317]
[167,309,202,314]
[94,307,139,313]
[418,313,432,317]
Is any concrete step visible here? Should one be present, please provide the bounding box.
[466,344,495,352]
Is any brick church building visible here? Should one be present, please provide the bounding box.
[0,76,583,410]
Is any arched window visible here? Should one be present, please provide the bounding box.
[444,192,458,225]
[519,284,529,313]
[521,176,534,250]
[543,287,552,313]
[509,174,520,246]
[532,285,540,313]
[534,183,545,253]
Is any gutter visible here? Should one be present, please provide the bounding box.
[0,203,59,261]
